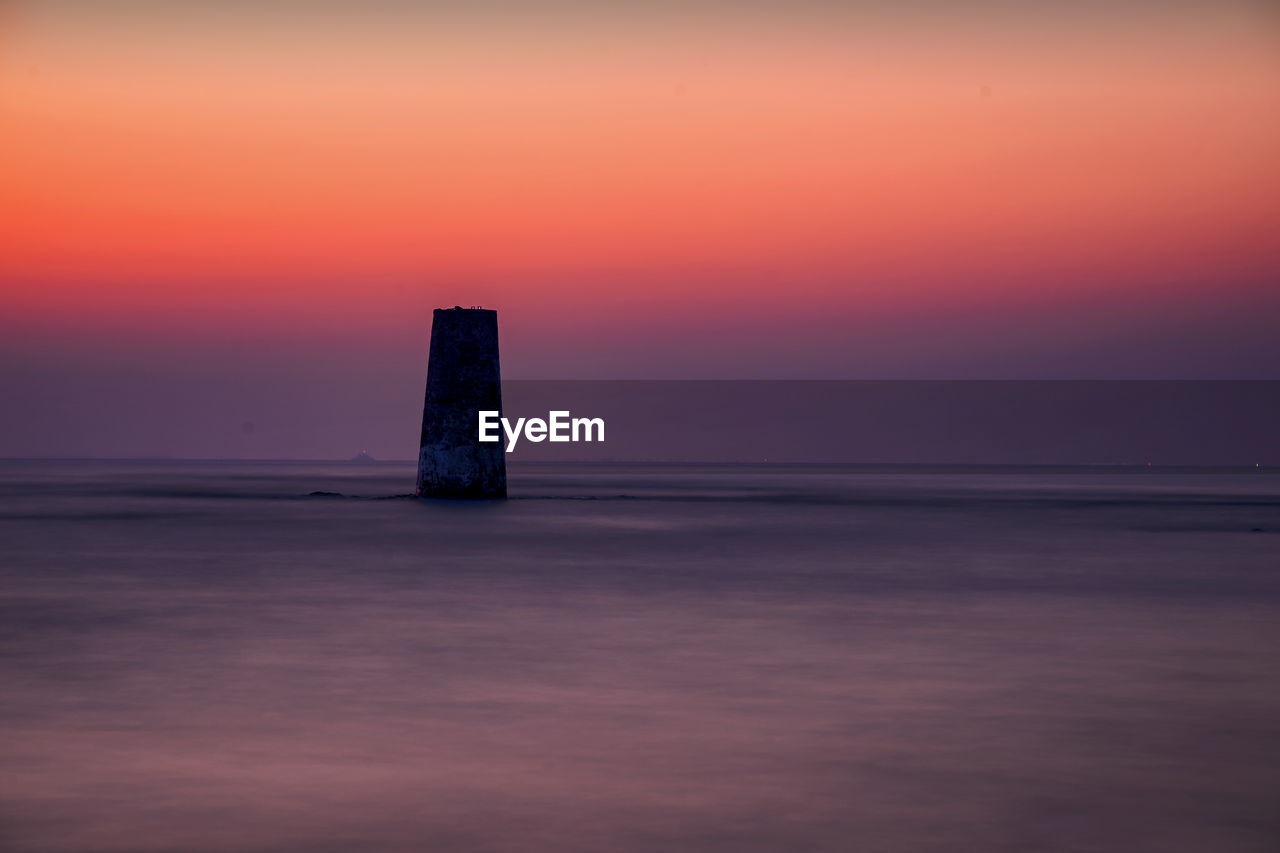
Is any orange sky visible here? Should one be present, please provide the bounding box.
[2,0,1279,369]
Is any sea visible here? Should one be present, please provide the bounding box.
[2,459,1278,852]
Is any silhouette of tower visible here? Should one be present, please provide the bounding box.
[415,307,506,498]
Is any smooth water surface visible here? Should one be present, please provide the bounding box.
[2,461,1278,851]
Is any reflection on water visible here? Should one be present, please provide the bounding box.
[2,461,1279,851]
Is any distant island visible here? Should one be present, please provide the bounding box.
[350,450,376,464]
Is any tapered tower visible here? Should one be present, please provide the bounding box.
[415,307,506,498]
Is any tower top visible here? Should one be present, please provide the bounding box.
[441,306,494,314]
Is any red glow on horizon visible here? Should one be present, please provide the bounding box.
[1,2,1278,367]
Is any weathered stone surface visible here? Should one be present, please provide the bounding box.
[415,307,506,499]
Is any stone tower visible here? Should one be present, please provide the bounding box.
[415,307,506,498]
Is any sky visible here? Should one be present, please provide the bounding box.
[2,0,1278,457]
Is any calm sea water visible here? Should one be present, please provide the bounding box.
[2,460,1278,852]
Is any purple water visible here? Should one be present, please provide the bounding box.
[2,460,1278,851]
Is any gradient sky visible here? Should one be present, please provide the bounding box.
[2,0,1279,456]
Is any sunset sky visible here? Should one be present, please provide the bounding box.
[2,0,1278,456]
